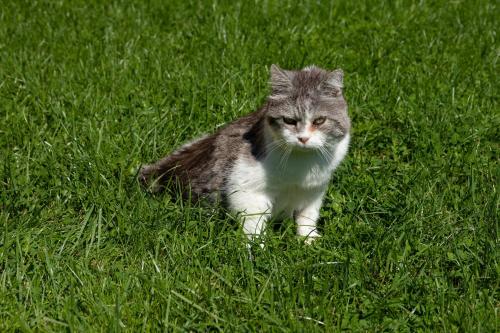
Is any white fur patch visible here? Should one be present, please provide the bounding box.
[226,133,350,239]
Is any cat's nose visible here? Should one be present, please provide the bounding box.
[298,136,310,144]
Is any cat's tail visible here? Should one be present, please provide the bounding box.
[138,164,159,193]
[138,157,176,193]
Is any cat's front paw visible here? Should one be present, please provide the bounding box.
[303,231,321,245]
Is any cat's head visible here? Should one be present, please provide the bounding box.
[265,65,350,151]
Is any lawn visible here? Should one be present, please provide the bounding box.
[0,0,498,331]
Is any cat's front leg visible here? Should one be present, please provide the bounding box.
[242,213,270,241]
[228,191,272,244]
[295,190,325,244]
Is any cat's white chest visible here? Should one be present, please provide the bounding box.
[264,152,333,214]
[226,135,349,216]
[266,153,331,188]
[265,134,350,189]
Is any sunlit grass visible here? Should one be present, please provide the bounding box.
[0,0,498,331]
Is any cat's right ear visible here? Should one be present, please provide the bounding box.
[270,64,294,97]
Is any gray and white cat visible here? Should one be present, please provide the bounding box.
[139,65,350,244]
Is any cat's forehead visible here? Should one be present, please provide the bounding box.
[287,67,329,100]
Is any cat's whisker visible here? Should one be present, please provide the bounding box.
[281,146,293,171]
[322,146,335,161]
[324,141,339,152]
[320,143,336,160]
[265,139,291,170]
[263,139,287,157]
[278,148,287,170]
[276,143,290,171]
[317,146,330,164]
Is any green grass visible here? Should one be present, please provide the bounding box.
[1,0,498,331]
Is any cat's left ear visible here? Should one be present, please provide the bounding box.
[328,69,343,87]
[322,69,344,97]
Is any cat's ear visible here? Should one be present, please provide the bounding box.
[270,64,294,96]
[328,69,343,87]
[322,69,344,97]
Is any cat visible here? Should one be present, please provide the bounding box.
[139,65,351,244]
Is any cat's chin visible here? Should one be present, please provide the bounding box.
[290,144,322,153]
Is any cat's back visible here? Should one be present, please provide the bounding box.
[188,109,266,196]
[216,108,266,160]
[139,108,265,197]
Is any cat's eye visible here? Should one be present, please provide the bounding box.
[313,117,326,126]
[283,117,297,125]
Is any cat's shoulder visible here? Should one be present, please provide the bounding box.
[218,108,264,137]
[211,108,266,160]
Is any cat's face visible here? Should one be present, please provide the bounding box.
[265,65,350,151]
